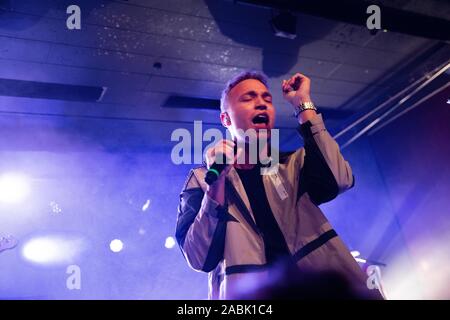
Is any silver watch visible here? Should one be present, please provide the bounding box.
[293,101,317,118]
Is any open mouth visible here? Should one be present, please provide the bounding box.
[252,113,269,125]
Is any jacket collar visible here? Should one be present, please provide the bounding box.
[226,167,261,235]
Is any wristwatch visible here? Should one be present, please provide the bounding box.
[293,101,317,118]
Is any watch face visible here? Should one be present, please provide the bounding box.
[294,102,316,118]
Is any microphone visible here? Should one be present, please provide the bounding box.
[205,142,237,185]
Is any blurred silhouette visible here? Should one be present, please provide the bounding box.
[232,259,384,299]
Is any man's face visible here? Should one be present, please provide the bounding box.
[222,79,276,142]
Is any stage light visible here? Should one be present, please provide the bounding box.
[22,236,84,265]
[270,11,297,39]
[165,236,175,249]
[0,172,30,204]
[419,260,430,271]
[110,239,123,253]
[351,250,361,257]
[142,199,151,212]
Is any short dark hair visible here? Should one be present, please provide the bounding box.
[220,71,269,112]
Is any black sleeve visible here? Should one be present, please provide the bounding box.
[297,121,340,205]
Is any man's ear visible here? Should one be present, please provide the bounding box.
[220,112,231,127]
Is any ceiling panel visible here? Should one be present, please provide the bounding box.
[0,0,447,129]
[0,59,149,91]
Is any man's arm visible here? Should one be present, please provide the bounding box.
[297,112,354,205]
[175,169,229,272]
[282,73,354,205]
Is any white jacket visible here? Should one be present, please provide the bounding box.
[176,114,381,299]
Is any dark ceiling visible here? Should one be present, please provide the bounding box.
[0,0,448,141]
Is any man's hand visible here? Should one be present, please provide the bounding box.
[282,73,316,124]
[282,73,312,106]
[205,139,236,173]
[204,139,239,205]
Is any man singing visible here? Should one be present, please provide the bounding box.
[175,71,382,299]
